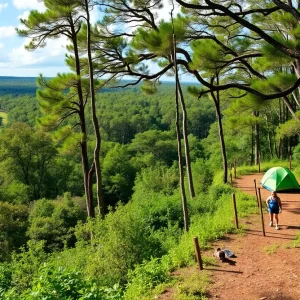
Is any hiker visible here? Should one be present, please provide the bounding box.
[266,191,282,230]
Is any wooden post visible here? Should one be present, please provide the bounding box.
[234,159,237,178]
[254,179,259,207]
[257,188,265,236]
[232,193,239,229]
[193,236,203,270]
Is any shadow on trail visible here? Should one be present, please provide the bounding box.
[246,229,296,236]
[245,229,297,240]
[284,225,300,229]
[205,267,242,274]
[282,208,300,214]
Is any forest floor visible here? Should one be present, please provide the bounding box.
[158,173,300,300]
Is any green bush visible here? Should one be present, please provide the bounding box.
[124,257,172,300]
[9,240,48,295]
[0,202,29,262]
[76,202,164,286]
[0,263,12,296]
[19,264,123,299]
[133,164,179,196]
[27,193,86,252]
[191,159,213,194]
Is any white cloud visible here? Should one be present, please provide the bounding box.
[13,0,45,11]
[0,3,8,13]
[157,1,180,21]
[0,26,16,38]
[0,43,4,49]
[2,36,68,70]
[49,36,68,56]
[8,47,45,67]
[18,11,30,21]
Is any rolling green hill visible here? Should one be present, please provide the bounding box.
[0,76,39,95]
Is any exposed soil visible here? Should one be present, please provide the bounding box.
[160,173,300,300]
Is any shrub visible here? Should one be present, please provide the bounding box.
[0,202,29,262]
[133,164,179,196]
[20,264,124,299]
[124,257,172,300]
[76,202,164,286]
[27,193,86,252]
[0,262,12,296]
[9,240,48,294]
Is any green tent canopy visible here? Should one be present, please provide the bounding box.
[261,167,300,192]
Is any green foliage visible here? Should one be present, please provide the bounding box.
[133,164,179,196]
[141,80,158,95]
[129,130,177,166]
[9,240,48,294]
[124,257,172,300]
[132,21,186,56]
[102,144,137,206]
[0,112,7,126]
[264,244,281,255]
[21,264,124,300]
[76,203,164,286]
[190,39,230,75]
[0,263,12,295]
[0,202,29,262]
[0,77,38,96]
[276,117,300,139]
[26,265,87,299]
[286,231,300,249]
[27,193,86,252]
[250,72,296,93]
[174,271,211,300]
[0,123,59,202]
[292,144,300,162]
[191,159,213,194]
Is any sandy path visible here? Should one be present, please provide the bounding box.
[206,173,300,300]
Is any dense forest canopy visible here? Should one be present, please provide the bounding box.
[1,0,300,298]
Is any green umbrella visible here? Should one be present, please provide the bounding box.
[261,167,300,191]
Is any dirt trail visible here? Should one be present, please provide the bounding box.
[206,173,300,300]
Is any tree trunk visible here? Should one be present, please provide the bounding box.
[211,83,228,184]
[251,125,254,166]
[173,33,189,231]
[253,111,260,165]
[71,21,95,218]
[177,81,195,198]
[84,0,105,217]
[264,113,273,158]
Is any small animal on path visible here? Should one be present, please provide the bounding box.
[213,248,226,262]
[213,248,236,262]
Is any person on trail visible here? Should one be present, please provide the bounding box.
[266,191,282,230]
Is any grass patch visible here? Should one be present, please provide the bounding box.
[285,231,300,249]
[263,244,281,255]
[174,269,211,300]
[0,112,7,125]
[234,160,291,178]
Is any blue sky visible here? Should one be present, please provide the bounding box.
[0,1,192,81]
[0,0,71,77]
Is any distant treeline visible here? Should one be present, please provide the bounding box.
[0,76,198,95]
[0,77,39,95]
